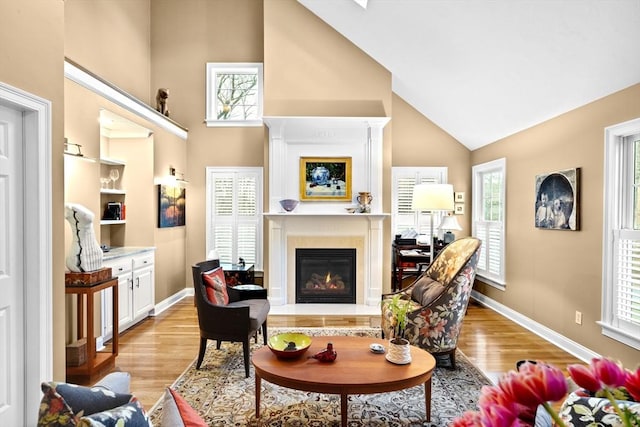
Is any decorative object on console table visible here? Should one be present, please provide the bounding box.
[535,167,580,231]
[299,156,352,201]
[64,203,104,272]
[65,267,112,286]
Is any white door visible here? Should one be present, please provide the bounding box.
[0,104,25,424]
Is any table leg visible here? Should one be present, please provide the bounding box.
[424,377,432,422]
[255,374,261,418]
[341,393,347,426]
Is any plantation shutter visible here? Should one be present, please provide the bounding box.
[615,231,640,330]
[472,159,506,286]
[603,124,640,348]
[391,167,447,240]
[207,168,263,268]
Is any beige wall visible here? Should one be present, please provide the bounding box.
[0,0,66,380]
[471,83,640,367]
[150,0,266,281]
[392,94,472,237]
[264,0,395,286]
[65,0,151,103]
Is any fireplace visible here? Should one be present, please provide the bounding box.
[295,248,356,304]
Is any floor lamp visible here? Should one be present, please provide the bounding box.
[411,183,455,263]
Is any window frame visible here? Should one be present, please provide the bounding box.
[472,157,506,290]
[601,118,640,350]
[205,166,264,270]
[391,167,448,240]
[205,63,264,127]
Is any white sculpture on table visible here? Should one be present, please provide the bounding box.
[65,203,103,272]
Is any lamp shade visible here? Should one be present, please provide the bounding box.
[207,249,220,260]
[411,184,454,211]
[439,215,462,231]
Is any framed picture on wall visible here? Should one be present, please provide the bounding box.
[299,157,352,201]
[534,167,580,230]
[158,184,186,228]
[454,203,464,215]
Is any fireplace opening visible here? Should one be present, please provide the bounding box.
[295,248,356,304]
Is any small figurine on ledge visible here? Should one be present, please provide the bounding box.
[155,88,170,117]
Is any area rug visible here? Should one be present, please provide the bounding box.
[149,327,491,426]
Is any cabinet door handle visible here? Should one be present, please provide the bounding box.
[129,278,133,290]
[136,277,140,288]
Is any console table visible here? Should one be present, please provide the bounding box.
[220,262,255,286]
[65,278,118,382]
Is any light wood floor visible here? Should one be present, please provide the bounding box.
[93,297,583,410]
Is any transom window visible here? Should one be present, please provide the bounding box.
[205,63,263,127]
[602,118,640,350]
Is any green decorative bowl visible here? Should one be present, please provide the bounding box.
[268,332,312,359]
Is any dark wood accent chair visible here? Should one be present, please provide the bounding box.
[192,259,270,377]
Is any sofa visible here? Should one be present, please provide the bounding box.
[38,372,208,427]
[534,389,640,426]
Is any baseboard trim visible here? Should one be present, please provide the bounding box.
[152,288,193,316]
[471,290,600,363]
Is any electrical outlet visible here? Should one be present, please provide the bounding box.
[575,311,583,325]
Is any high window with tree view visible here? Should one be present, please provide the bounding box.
[603,119,640,350]
[206,63,263,127]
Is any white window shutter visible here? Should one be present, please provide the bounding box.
[207,167,263,269]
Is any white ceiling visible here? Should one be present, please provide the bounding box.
[298,0,640,150]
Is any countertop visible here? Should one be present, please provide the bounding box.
[102,246,155,261]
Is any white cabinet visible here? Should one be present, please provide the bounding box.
[131,252,154,321]
[101,249,155,340]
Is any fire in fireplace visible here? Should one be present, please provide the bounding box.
[295,248,356,303]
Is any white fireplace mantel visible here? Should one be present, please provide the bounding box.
[263,116,390,306]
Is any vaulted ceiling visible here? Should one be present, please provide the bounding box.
[298,0,640,150]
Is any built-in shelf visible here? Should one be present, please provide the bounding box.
[100,189,126,195]
[100,157,126,166]
[100,220,126,225]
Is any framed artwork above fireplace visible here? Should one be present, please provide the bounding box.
[299,157,352,201]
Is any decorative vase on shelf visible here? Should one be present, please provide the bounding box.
[279,199,299,212]
[386,338,411,364]
[356,191,372,213]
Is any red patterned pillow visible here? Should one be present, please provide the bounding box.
[160,388,207,427]
[202,267,229,305]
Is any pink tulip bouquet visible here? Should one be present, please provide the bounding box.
[452,357,640,427]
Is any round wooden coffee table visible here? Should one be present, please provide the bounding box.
[252,335,436,426]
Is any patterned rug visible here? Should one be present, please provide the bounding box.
[149,327,491,426]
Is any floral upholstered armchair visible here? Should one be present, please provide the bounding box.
[381,237,481,368]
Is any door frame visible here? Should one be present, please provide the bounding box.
[0,81,52,423]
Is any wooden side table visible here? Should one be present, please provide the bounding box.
[65,278,118,382]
